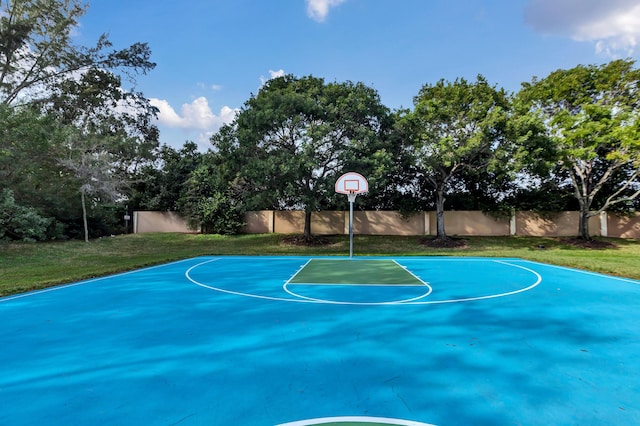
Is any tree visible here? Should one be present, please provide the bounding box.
[405,75,511,241]
[1,0,159,239]
[130,142,203,212]
[518,59,640,240]
[0,188,53,241]
[0,103,77,236]
[179,157,246,235]
[1,0,155,107]
[59,131,127,242]
[212,75,390,240]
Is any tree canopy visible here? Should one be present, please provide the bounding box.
[209,75,391,239]
[0,0,158,240]
[0,0,154,107]
[401,75,512,240]
[1,0,637,242]
[518,59,640,239]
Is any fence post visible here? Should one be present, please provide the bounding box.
[424,212,430,235]
[269,210,275,233]
[510,211,517,236]
[600,211,608,237]
[343,211,349,235]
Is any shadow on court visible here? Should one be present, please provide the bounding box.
[1,256,639,425]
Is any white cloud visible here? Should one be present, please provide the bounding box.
[259,69,286,86]
[306,0,346,22]
[150,97,238,149]
[150,97,237,130]
[197,82,223,91]
[524,0,640,57]
[269,69,285,79]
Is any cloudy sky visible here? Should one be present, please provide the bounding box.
[78,0,640,150]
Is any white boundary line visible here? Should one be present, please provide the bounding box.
[185,257,541,306]
[519,259,640,285]
[286,283,428,287]
[284,259,313,286]
[282,280,433,306]
[282,259,433,305]
[276,416,436,426]
[285,259,429,286]
[0,257,199,303]
[392,259,430,285]
[405,260,542,305]
[185,258,311,303]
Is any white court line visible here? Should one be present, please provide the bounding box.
[186,257,540,306]
[282,259,433,305]
[285,259,429,286]
[276,416,436,426]
[405,260,542,305]
[282,280,433,305]
[284,259,313,286]
[519,259,640,285]
[0,257,200,303]
[286,283,428,286]
[187,258,433,305]
[392,259,430,285]
[185,258,312,303]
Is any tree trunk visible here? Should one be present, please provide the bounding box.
[303,210,312,241]
[81,191,89,243]
[579,208,591,241]
[575,191,593,240]
[435,187,447,240]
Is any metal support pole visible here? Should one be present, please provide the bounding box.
[349,199,354,258]
[348,192,356,259]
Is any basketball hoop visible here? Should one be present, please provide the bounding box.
[335,172,368,196]
[335,172,369,258]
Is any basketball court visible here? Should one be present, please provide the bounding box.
[1,255,639,425]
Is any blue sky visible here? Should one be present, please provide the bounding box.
[77,0,640,150]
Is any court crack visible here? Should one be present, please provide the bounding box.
[168,413,196,425]
[385,376,411,412]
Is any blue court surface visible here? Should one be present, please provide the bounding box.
[1,256,640,425]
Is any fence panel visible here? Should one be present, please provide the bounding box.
[607,213,640,238]
[133,211,195,233]
[133,210,640,239]
[354,211,424,235]
[515,211,601,237]
[428,211,510,236]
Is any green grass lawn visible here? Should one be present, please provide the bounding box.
[1,233,638,297]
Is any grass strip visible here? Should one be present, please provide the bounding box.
[1,233,638,297]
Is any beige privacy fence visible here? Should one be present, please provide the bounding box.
[133,210,640,238]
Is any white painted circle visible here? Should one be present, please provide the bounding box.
[184,258,542,306]
[276,416,436,426]
[282,281,433,305]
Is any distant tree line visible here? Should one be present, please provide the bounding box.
[2,1,639,242]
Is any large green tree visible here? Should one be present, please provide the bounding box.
[212,75,391,239]
[0,0,158,239]
[130,142,204,212]
[59,133,123,242]
[404,75,512,241]
[1,0,154,107]
[518,59,640,240]
[179,154,247,235]
[0,0,159,180]
[0,104,72,235]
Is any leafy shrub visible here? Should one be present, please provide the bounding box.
[184,191,245,235]
[0,189,54,241]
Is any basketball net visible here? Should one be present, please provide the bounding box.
[347,191,357,203]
